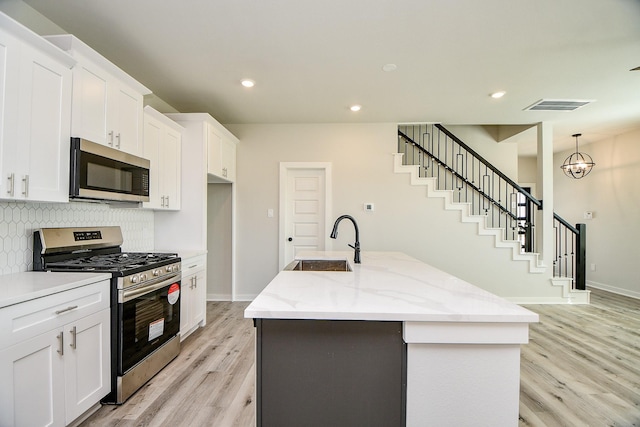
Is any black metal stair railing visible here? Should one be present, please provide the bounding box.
[398,123,586,290]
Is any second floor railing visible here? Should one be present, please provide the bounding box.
[398,123,585,290]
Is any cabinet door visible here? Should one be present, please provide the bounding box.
[64,308,111,424]
[221,138,236,182]
[113,84,143,156]
[162,127,181,210]
[71,63,109,145]
[191,269,207,327]
[0,27,21,199]
[0,330,66,427]
[180,268,206,340]
[143,115,162,209]
[179,272,195,338]
[207,124,222,177]
[18,43,72,202]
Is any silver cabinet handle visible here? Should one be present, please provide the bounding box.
[165,195,169,207]
[7,173,14,196]
[70,326,77,349]
[57,331,64,355]
[55,305,78,315]
[116,133,121,149]
[161,196,165,207]
[22,175,29,198]
[108,131,114,146]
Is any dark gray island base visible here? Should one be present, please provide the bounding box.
[254,319,407,427]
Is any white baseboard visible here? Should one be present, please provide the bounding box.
[587,280,640,300]
[232,293,257,302]
[207,293,231,301]
[207,293,257,302]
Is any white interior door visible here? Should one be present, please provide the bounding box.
[279,163,332,269]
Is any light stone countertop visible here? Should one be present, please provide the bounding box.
[0,271,112,309]
[244,251,539,323]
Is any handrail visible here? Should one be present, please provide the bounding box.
[554,212,579,234]
[397,124,586,291]
[434,125,542,209]
[398,130,518,221]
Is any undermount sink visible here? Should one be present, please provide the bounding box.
[284,259,352,272]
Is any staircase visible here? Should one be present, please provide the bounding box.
[395,124,589,303]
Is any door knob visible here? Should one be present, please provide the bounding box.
[288,237,293,242]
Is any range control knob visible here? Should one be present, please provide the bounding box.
[153,269,160,277]
[130,275,139,284]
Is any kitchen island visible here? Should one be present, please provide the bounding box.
[245,251,538,427]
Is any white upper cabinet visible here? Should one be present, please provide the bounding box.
[143,106,182,210]
[44,34,151,157]
[0,13,75,203]
[206,121,238,183]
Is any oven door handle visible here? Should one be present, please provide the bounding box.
[120,273,181,303]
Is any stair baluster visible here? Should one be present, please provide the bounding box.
[398,124,586,290]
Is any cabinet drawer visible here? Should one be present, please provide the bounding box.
[0,280,110,350]
[181,254,206,276]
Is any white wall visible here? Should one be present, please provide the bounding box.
[207,183,233,300]
[446,125,519,179]
[554,128,640,298]
[228,123,558,301]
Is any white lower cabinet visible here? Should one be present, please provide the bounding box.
[63,308,110,424]
[180,254,207,340]
[0,280,111,427]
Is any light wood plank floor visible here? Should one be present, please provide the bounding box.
[519,289,640,427]
[80,288,640,426]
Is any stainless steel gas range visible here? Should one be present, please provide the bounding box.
[33,226,181,404]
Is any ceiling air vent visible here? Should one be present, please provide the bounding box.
[524,99,594,112]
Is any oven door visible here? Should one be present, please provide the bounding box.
[118,273,181,374]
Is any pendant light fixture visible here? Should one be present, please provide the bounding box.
[561,133,595,179]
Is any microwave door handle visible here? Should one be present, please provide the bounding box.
[121,273,181,303]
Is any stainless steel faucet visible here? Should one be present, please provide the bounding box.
[330,215,361,264]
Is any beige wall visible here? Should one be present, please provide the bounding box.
[518,156,538,187]
[0,0,66,34]
[446,125,519,179]
[554,128,640,298]
[228,123,558,301]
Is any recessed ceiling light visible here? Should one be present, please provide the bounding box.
[490,91,506,99]
[241,79,255,88]
[350,105,362,112]
[382,64,397,72]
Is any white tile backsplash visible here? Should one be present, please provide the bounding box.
[0,200,154,275]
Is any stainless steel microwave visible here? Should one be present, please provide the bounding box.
[70,138,150,203]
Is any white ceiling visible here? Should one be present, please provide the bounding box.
[18,0,640,155]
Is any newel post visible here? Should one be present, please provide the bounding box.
[575,223,587,290]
